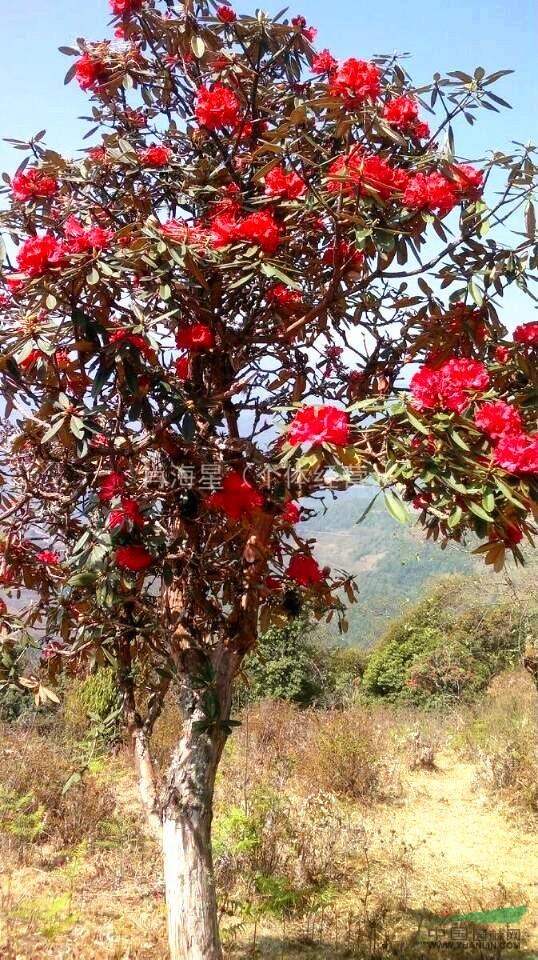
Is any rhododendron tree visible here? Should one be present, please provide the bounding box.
[0,1,537,957]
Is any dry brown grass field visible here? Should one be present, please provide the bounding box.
[1,667,538,959]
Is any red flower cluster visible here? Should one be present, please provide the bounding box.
[211,209,281,255]
[16,234,64,277]
[36,550,61,565]
[208,471,264,521]
[382,95,429,139]
[329,58,381,107]
[64,216,112,253]
[216,4,236,22]
[404,172,458,217]
[174,355,191,380]
[410,358,490,414]
[291,15,317,43]
[108,497,145,531]
[110,329,156,363]
[328,150,409,202]
[404,164,483,217]
[75,52,107,91]
[312,49,337,74]
[474,401,522,440]
[288,405,350,447]
[287,554,324,586]
[110,0,144,14]
[138,145,171,167]
[161,219,208,249]
[323,239,364,272]
[282,501,301,524]
[12,168,58,203]
[514,322,538,346]
[495,345,510,363]
[267,284,303,312]
[494,433,538,475]
[195,84,241,130]
[265,166,306,200]
[176,324,215,351]
[99,472,125,503]
[115,544,153,571]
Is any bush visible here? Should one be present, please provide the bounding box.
[362,576,533,705]
[455,669,538,815]
[237,619,325,707]
[301,709,399,802]
[0,723,115,851]
[63,668,120,743]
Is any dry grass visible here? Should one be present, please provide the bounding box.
[2,683,538,958]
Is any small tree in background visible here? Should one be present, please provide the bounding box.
[0,0,537,955]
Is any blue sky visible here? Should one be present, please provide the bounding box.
[1,0,536,169]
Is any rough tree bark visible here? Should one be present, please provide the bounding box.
[161,649,238,960]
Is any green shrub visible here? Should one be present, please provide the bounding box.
[237,619,324,707]
[63,667,120,742]
[362,577,533,705]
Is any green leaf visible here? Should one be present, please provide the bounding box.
[406,409,431,436]
[260,262,301,290]
[41,417,65,444]
[468,501,493,522]
[191,35,206,58]
[383,491,410,525]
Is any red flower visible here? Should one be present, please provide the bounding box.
[282,502,301,524]
[265,166,306,200]
[138,145,171,167]
[99,472,125,502]
[210,210,241,248]
[110,0,144,14]
[494,345,510,363]
[0,599,6,615]
[267,284,303,312]
[175,324,215,351]
[288,405,350,447]
[110,329,156,362]
[64,216,112,253]
[404,172,458,217]
[195,84,241,130]
[450,163,484,197]
[36,550,61,565]
[237,210,281,254]
[514,322,538,346]
[329,58,381,107]
[20,348,46,370]
[291,15,317,43]
[108,497,145,531]
[115,545,153,571]
[474,401,522,440]
[410,358,490,414]
[174,355,191,380]
[287,554,324,586]
[312,49,337,74]
[216,4,237,22]
[17,234,64,277]
[208,471,264,521]
[265,575,282,591]
[323,240,364,272]
[328,150,409,202]
[12,168,58,203]
[161,219,208,248]
[75,52,107,91]
[382,95,430,139]
[494,433,538,475]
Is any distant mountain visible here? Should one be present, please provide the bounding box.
[301,488,476,648]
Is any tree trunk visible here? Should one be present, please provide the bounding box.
[161,652,236,960]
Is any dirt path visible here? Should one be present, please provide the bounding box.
[371,753,538,948]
